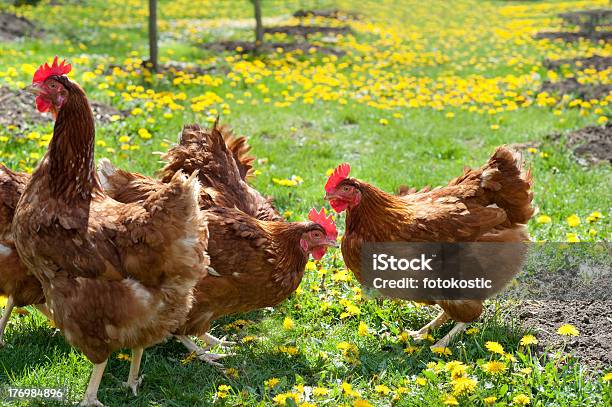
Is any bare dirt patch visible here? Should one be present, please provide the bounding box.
[534,31,612,43]
[544,55,612,71]
[0,86,124,132]
[540,78,612,101]
[548,123,612,165]
[535,9,611,43]
[264,25,352,37]
[201,40,345,57]
[293,9,361,21]
[515,300,612,369]
[0,12,42,41]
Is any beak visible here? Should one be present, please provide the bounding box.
[324,192,339,201]
[326,238,339,248]
[25,83,43,95]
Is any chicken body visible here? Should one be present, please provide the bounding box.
[100,123,336,364]
[326,147,534,348]
[0,165,44,345]
[13,74,208,406]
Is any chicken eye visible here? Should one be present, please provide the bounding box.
[342,185,351,192]
[48,82,56,88]
[312,231,323,239]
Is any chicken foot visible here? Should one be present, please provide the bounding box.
[176,335,232,367]
[79,359,108,407]
[431,322,467,350]
[199,332,236,348]
[122,347,144,396]
[407,310,448,341]
[0,295,15,347]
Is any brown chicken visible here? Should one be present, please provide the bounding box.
[12,58,209,406]
[323,147,534,348]
[159,123,283,222]
[99,123,338,364]
[0,165,45,346]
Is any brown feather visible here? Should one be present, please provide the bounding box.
[12,77,208,363]
[341,146,535,323]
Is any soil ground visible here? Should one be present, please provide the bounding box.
[201,40,345,56]
[548,123,612,165]
[0,12,42,41]
[0,86,124,132]
[512,300,612,369]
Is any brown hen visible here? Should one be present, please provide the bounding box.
[12,58,208,406]
[324,147,534,348]
[0,165,45,346]
[99,123,338,365]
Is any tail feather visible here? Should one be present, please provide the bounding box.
[0,164,29,240]
[222,130,255,180]
[161,122,281,221]
[480,147,534,224]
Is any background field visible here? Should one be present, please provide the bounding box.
[0,0,610,406]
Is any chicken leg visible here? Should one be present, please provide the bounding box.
[176,335,231,367]
[79,360,108,407]
[0,295,15,347]
[123,347,144,396]
[407,310,448,341]
[199,332,236,348]
[431,322,467,350]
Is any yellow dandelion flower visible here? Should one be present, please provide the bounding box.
[443,394,459,405]
[484,396,497,405]
[116,353,131,361]
[374,384,391,395]
[557,324,579,336]
[312,387,329,397]
[451,377,477,396]
[225,368,239,379]
[465,327,479,335]
[602,372,612,382]
[358,321,369,336]
[353,400,373,407]
[379,118,389,125]
[482,360,507,375]
[404,345,419,354]
[264,377,280,388]
[566,214,580,227]
[432,346,452,356]
[216,384,231,399]
[485,341,505,355]
[512,393,530,405]
[283,317,295,330]
[566,233,580,243]
[536,215,551,224]
[586,211,603,223]
[520,335,538,346]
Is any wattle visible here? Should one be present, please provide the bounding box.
[330,199,348,213]
[312,246,327,260]
[36,96,52,113]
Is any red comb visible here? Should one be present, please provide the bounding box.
[325,163,350,193]
[32,56,72,84]
[308,207,337,240]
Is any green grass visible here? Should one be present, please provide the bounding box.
[1,0,611,405]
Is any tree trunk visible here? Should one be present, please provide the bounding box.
[253,0,263,50]
[148,0,158,72]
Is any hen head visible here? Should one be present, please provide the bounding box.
[28,56,72,115]
[324,163,361,213]
[300,207,338,260]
